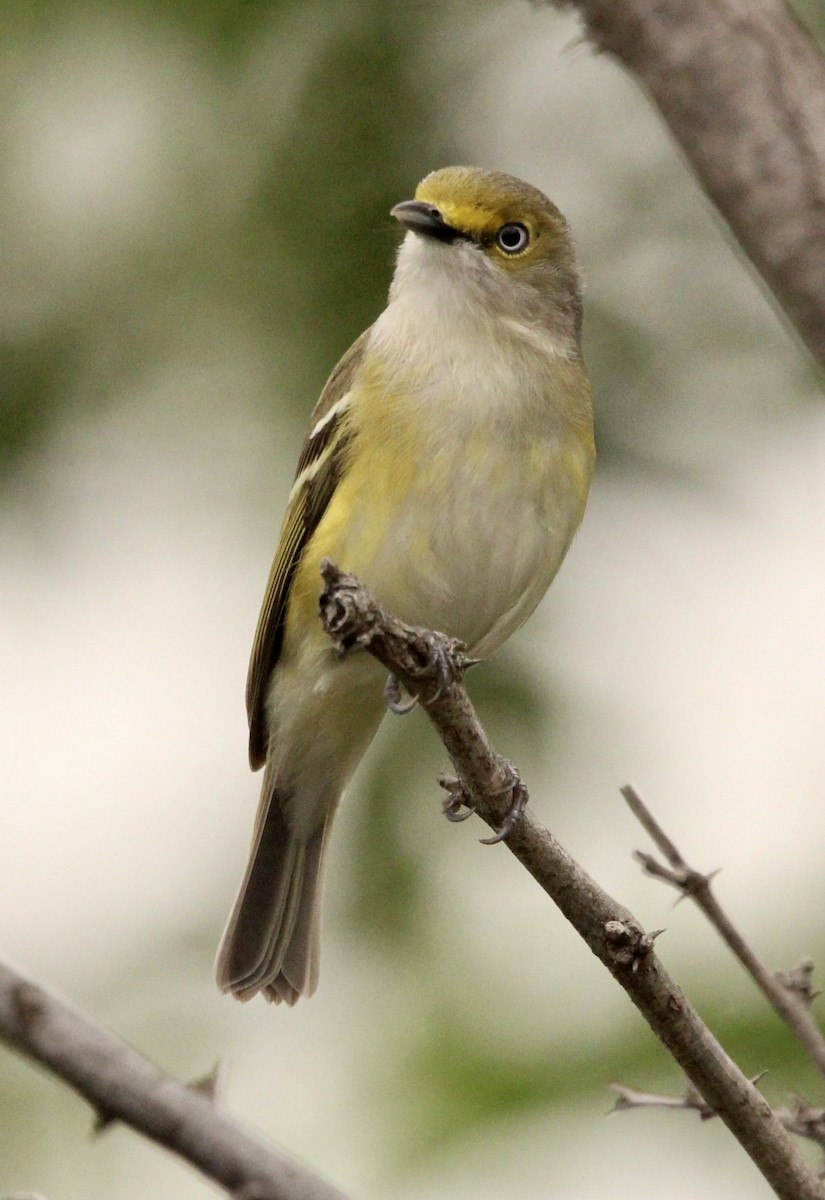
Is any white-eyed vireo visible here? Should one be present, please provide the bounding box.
[216,166,594,1004]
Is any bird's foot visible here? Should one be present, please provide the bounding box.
[480,760,528,844]
[438,763,528,843]
[418,630,463,705]
[384,674,419,714]
[439,773,476,822]
[385,630,467,714]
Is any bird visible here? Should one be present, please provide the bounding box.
[216,166,595,1004]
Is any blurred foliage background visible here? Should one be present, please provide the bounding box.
[1,2,824,1198]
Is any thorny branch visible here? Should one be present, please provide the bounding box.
[318,560,824,1200]
[0,961,350,1200]
[3,567,824,1200]
[611,1081,719,1120]
[622,784,825,1079]
[612,1083,825,1158]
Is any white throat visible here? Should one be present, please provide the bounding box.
[371,232,573,388]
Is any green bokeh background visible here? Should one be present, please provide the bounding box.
[1,3,824,1198]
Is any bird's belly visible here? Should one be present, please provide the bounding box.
[358,434,585,656]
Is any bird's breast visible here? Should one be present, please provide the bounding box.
[330,309,593,655]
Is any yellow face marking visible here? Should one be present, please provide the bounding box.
[412,166,572,271]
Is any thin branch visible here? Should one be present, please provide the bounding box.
[0,961,351,1200]
[550,0,825,369]
[775,1101,825,1156]
[318,561,824,1200]
[622,784,825,1080]
[613,1082,825,1155]
[610,1081,715,1120]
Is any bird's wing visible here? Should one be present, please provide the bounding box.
[245,328,371,769]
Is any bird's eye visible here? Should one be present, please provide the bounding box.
[495,222,530,254]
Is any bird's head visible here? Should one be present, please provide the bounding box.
[391,166,582,343]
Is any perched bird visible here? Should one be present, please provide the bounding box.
[216,166,595,1004]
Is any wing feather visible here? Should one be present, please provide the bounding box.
[245,328,371,769]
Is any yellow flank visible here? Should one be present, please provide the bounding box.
[283,370,422,650]
[562,434,595,523]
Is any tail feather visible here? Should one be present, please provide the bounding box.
[264,825,326,1004]
[216,785,329,1004]
[218,655,389,1004]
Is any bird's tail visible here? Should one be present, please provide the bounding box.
[215,777,333,1005]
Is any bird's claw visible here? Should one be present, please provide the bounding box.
[420,632,460,705]
[385,632,465,714]
[479,762,528,845]
[439,773,475,822]
[384,674,419,714]
[439,765,528,842]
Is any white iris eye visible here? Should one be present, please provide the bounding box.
[495,222,530,254]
